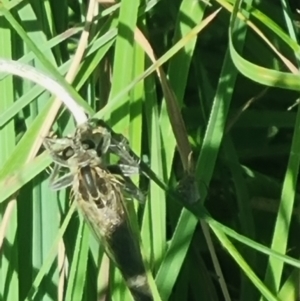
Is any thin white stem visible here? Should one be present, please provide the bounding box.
[0,58,88,125]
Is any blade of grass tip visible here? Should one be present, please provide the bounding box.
[278,269,300,301]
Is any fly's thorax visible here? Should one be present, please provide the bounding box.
[75,120,112,157]
[66,148,101,170]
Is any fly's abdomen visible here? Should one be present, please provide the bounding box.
[107,220,152,301]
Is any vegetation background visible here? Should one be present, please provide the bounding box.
[0,0,300,300]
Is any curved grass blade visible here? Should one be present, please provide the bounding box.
[228,0,300,91]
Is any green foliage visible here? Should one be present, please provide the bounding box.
[1,0,300,300]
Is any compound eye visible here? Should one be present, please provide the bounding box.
[62,146,75,159]
[81,139,96,150]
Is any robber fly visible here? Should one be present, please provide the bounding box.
[45,120,145,202]
[43,125,153,301]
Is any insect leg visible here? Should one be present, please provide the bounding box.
[49,166,74,190]
[110,133,141,168]
[88,118,141,169]
[50,174,74,190]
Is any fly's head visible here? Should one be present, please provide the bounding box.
[75,119,112,158]
[82,118,141,174]
[43,136,75,167]
[44,134,102,166]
